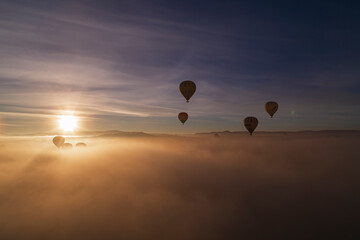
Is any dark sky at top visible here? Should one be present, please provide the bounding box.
[0,0,359,134]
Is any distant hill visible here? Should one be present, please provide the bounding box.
[4,130,360,138]
[15,130,153,138]
[196,130,360,138]
[93,130,152,138]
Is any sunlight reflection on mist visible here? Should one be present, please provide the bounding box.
[0,133,359,239]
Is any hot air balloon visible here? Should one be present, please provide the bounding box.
[179,80,196,103]
[76,142,87,147]
[244,117,258,136]
[178,112,188,124]
[53,136,65,148]
[62,143,73,149]
[265,101,278,118]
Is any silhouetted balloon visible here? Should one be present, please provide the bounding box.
[53,136,65,148]
[179,80,196,103]
[76,142,87,147]
[62,143,73,149]
[178,112,188,124]
[244,117,258,136]
[265,101,278,118]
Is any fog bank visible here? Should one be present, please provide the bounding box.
[0,133,359,239]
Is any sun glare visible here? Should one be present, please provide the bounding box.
[58,114,78,132]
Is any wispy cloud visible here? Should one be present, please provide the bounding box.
[1,1,359,134]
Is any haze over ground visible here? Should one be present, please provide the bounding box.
[0,131,359,239]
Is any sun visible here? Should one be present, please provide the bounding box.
[58,114,78,132]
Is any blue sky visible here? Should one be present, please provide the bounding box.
[0,0,359,134]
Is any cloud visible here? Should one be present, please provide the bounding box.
[0,132,359,239]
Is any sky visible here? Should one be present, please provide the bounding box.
[1,0,360,135]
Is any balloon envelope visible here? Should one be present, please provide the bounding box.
[76,142,87,147]
[53,136,65,148]
[265,101,278,118]
[62,143,73,149]
[244,117,258,135]
[178,112,188,124]
[179,81,196,102]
